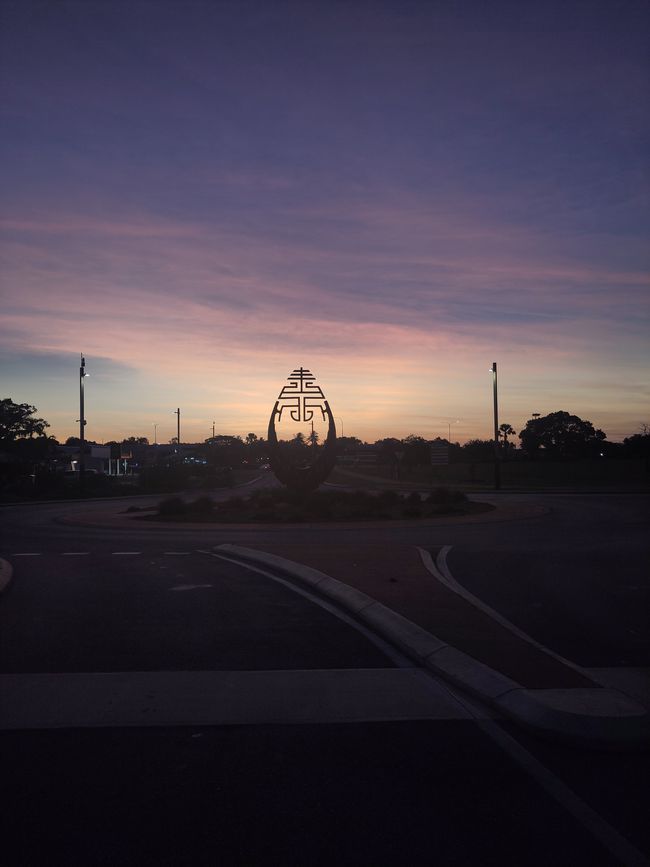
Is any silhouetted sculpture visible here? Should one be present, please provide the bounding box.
[267,368,337,494]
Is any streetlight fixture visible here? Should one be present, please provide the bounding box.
[491,363,500,490]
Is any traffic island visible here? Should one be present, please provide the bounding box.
[215,543,650,750]
[144,487,494,523]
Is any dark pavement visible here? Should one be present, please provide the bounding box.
[2,722,626,867]
[1,490,649,865]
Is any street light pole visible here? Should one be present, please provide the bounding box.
[492,362,501,490]
[445,419,459,442]
[212,420,215,440]
[174,408,181,450]
[153,423,158,445]
[79,354,87,492]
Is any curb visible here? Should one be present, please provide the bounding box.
[216,544,650,750]
[0,558,14,595]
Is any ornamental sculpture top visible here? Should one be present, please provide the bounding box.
[276,367,328,423]
[267,367,338,494]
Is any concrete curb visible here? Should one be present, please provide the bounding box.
[0,558,14,595]
[216,544,650,750]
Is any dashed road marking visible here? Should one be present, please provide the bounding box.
[111,552,142,556]
[62,552,90,556]
[12,553,41,557]
[164,552,191,556]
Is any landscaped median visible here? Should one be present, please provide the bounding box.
[142,487,494,524]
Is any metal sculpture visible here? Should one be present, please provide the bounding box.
[267,368,337,494]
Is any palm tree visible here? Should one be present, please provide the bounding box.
[499,423,516,457]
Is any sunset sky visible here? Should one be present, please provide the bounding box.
[1,1,648,445]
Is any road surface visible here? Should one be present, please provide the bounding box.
[1,490,648,865]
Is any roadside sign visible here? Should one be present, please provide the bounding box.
[430,443,449,466]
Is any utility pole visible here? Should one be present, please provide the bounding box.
[212,420,215,440]
[153,423,158,445]
[492,362,501,490]
[79,354,87,492]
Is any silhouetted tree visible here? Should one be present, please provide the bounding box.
[0,398,49,445]
[374,438,401,466]
[622,431,650,466]
[519,411,606,459]
[402,434,430,467]
[460,439,495,461]
[498,423,517,459]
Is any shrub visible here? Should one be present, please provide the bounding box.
[402,491,422,517]
[378,489,400,507]
[158,496,187,516]
[426,487,466,505]
[187,495,214,515]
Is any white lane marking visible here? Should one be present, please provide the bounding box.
[111,551,142,555]
[169,584,213,592]
[62,552,90,556]
[417,546,588,677]
[12,553,41,557]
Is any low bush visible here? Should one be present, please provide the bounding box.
[155,485,478,522]
[426,487,466,505]
[187,495,214,515]
[158,496,187,516]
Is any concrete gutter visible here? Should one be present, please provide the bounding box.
[217,543,650,750]
[0,558,13,594]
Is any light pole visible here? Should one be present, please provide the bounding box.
[491,362,501,490]
[447,419,459,442]
[153,423,158,445]
[78,354,87,491]
[212,420,215,440]
[173,408,181,450]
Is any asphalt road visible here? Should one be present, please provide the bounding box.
[448,492,650,670]
[1,491,649,865]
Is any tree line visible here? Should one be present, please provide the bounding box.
[2,397,649,468]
